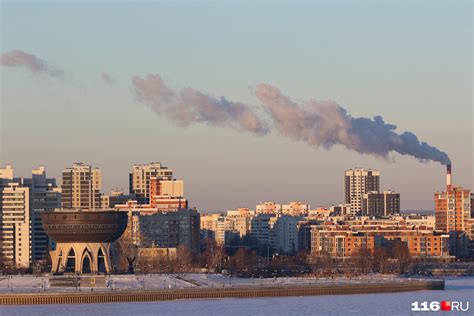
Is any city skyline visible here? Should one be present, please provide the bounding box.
[1,2,472,211]
[0,161,455,213]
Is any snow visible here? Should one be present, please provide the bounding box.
[0,273,409,293]
[1,277,473,316]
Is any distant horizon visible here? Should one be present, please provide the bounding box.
[0,161,457,213]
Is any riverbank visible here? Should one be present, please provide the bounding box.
[0,278,444,305]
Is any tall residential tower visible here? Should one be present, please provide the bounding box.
[61,163,101,210]
[345,168,380,215]
[129,162,173,203]
[435,165,471,257]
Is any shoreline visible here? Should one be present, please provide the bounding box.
[0,279,444,305]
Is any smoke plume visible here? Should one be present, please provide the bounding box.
[0,50,65,78]
[254,84,451,165]
[132,74,268,134]
[101,72,116,85]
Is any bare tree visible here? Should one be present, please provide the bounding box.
[354,247,373,274]
[201,238,226,272]
[389,240,411,274]
[177,245,193,272]
[373,248,388,273]
[230,248,257,275]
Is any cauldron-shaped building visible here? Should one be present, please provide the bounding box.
[42,210,127,274]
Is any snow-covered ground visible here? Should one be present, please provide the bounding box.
[0,273,410,293]
[1,277,472,316]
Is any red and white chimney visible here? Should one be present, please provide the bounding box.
[446,164,452,191]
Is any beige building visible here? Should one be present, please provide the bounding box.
[0,164,14,182]
[201,209,254,245]
[200,214,228,244]
[282,201,310,216]
[256,201,282,215]
[226,208,254,238]
[129,162,173,202]
[345,168,380,215]
[61,163,101,210]
[159,179,184,197]
[0,183,30,268]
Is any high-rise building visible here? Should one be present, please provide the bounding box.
[345,168,380,215]
[16,166,61,261]
[129,162,173,203]
[471,193,474,218]
[362,190,400,217]
[435,165,471,257]
[0,183,30,268]
[435,186,471,256]
[435,183,471,233]
[61,163,101,210]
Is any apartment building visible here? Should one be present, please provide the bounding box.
[61,163,101,210]
[129,162,173,203]
[0,183,30,267]
[345,168,380,215]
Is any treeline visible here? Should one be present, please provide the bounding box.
[125,238,414,277]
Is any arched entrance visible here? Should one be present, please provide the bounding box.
[82,255,92,273]
[65,248,76,273]
[98,248,106,273]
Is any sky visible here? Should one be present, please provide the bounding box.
[0,1,472,212]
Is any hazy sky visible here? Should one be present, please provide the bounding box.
[1,1,472,212]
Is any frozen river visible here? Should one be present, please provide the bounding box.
[1,277,473,316]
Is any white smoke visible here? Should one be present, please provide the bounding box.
[132,74,268,135]
[0,50,65,78]
[254,84,451,165]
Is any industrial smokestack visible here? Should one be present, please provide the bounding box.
[446,164,452,191]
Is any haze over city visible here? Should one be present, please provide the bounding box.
[1,1,472,212]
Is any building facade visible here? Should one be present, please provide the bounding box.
[345,168,380,215]
[310,224,450,259]
[256,201,281,215]
[129,162,173,203]
[362,190,400,217]
[16,166,61,261]
[139,208,200,253]
[282,201,310,216]
[61,163,101,210]
[273,216,300,255]
[435,186,471,257]
[0,183,30,267]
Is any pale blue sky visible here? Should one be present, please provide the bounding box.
[1,1,472,211]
